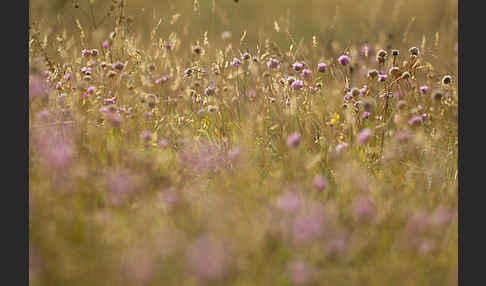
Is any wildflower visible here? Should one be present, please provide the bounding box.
[335,142,349,154]
[86,86,96,95]
[286,97,291,105]
[442,75,452,85]
[313,174,327,191]
[301,69,312,79]
[231,57,242,67]
[267,58,280,69]
[186,236,229,280]
[351,196,377,222]
[293,62,304,71]
[287,132,301,148]
[317,62,327,72]
[421,113,428,120]
[357,128,372,145]
[64,73,72,81]
[408,116,422,126]
[419,85,429,94]
[155,76,168,84]
[102,41,109,49]
[362,111,371,119]
[378,74,387,82]
[292,206,326,243]
[81,49,91,57]
[112,61,125,71]
[309,86,319,93]
[100,61,107,69]
[104,97,116,105]
[289,261,315,285]
[338,55,350,65]
[55,81,63,90]
[158,138,169,148]
[291,80,304,90]
[140,130,153,141]
[276,192,301,214]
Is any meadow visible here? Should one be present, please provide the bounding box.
[29,0,458,285]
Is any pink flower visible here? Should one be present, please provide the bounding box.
[312,174,327,191]
[287,132,301,148]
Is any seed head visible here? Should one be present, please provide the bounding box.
[391,49,400,56]
[441,75,452,85]
[367,69,379,79]
[409,47,420,56]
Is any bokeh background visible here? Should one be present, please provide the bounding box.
[30,0,457,53]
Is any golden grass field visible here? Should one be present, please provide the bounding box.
[29,0,458,285]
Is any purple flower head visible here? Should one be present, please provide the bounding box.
[287,132,301,148]
[419,85,429,94]
[408,116,422,126]
[335,142,349,154]
[102,41,110,49]
[338,55,350,65]
[292,206,326,243]
[351,196,377,222]
[158,138,169,148]
[291,80,304,90]
[313,174,327,191]
[140,130,153,141]
[317,62,327,72]
[86,86,96,95]
[55,81,63,90]
[293,62,304,71]
[81,49,92,57]
[242,52,251,60]
[357,128,372,145]
[155,76,168,84]
[187,236,229,281]
[289,261,315,285]
[231,57,242,67]
[112,61,125,71]
[64,73,72,81]
[106,170,142,206]
[362,111,371,119]
[286,97,291,105]
[276,192,301,214]
[309,86,319,93]
[378,74,387,82]
[301,69,312,80]
[267,58,280,69]
[344,94,352,101]
[421,113,428,120]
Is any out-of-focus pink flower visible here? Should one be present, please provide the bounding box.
[187,236,229,280]
[351,196,377,222]
[289,261,315,285]
[287,132,301,148]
